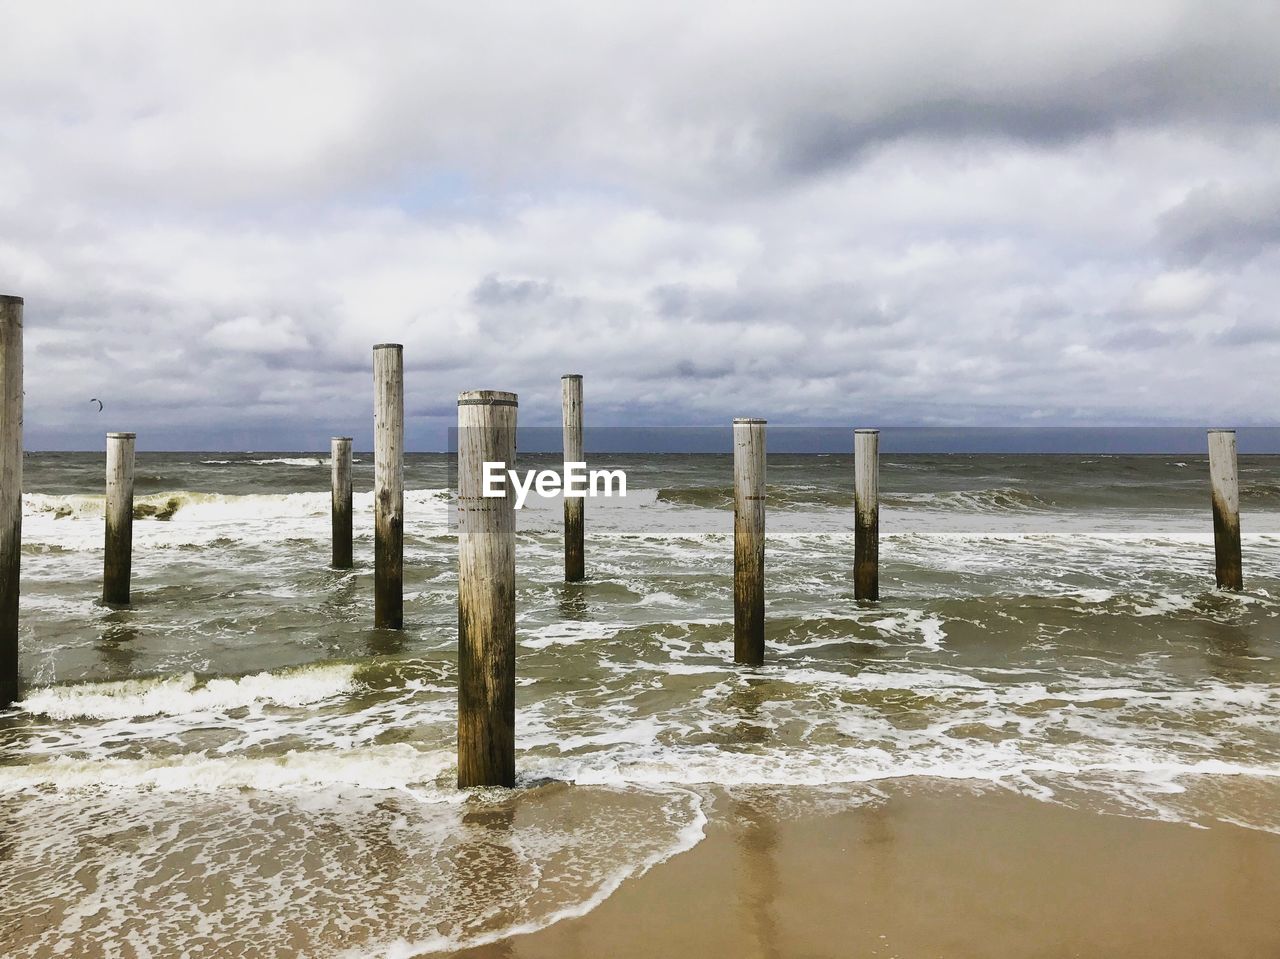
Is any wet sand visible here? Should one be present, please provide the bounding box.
[451,783,1280,959]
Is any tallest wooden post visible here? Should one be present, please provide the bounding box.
[457,389,518,787]
[373,344,404,628]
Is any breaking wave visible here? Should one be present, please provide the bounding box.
[24,489,451,524]
[20,663,359,721]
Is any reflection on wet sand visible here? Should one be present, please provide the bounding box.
[452,801,519,959]
[735,794,781,959]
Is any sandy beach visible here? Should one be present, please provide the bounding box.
[453,781,1280,959]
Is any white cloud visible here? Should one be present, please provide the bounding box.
[204,315,306,353]
[1134,270,1219,315]
[0,1,1278,447]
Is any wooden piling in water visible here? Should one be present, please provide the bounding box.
[457,389,518,787]
[854,428,880,601]
[331,436,353,570]
[562,374,584,582]
[733,418,766,666]
[0,295,21,708]
[1208,428,1242,590]
[103,432,136,605]
[373,345,404,628]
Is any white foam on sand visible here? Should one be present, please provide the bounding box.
[0,779,708,959]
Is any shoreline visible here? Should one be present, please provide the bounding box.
[448,781,1280,959]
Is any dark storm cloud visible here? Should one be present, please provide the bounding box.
[1156,183,1280,265]
[774,35,1280,179]
[673,359,735,380]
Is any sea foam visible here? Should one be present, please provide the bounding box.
[21,664,358,720]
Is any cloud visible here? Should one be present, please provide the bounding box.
[204,315,307,353]
[0,2,1278,448]
[471,274,558,308]
[1156,182,1280,265]
[1132,270,1219,315]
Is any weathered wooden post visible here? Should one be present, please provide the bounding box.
[562,373,584,582]
[103,432,136,605]
[330,436,353,570]
[734,417,766,666]
[1208,428,1242,590]
[373,345,403,628]
[457,389,518,787]
[0,295,21,708]
[854,428,880,601]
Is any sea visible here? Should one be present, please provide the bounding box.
[2,448,1279,956]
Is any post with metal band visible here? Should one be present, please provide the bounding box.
[733,417,766,666]
[331,436,353,570]
[562,374,584,582]
[854,428,880,601]
[373,344,404,628]
[457,390,518,787]
[103,432,136,605]
[0,294,21,707]
[1208,428,1242,590]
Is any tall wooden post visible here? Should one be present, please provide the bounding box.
[734,417,766,666]
[562,373,584,582]
[854,428,880,601]
[103,432,136,605]
[1208,428,1242,590]
[373,345,403,628]
[457,389,518,787]
[0,295,21,708]
[330,436,353,570]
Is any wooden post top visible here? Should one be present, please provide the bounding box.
[458,390,518,406]
[106,432,136,439]
[561,373,582,380]
[855,428,880,434]
[1207,428,1236,433]
[331,436,353,441]
[734,417,766,424]
[0,295,22,305]
[372,342,403,351]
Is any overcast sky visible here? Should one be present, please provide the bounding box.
[2,1,1278,450]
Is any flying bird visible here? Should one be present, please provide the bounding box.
[90,398,103,412]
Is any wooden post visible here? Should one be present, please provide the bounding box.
[734,417,766,666]
[0,295,21,708]
[457,389,518,787]
[562,373,584,582]
[854,428,880,601]
[1208,428,1242,590]
[103,432,135,605]
[373,345,403,628]
[330,436,353,570]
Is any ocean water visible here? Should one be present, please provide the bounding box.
[3,451,1280,956]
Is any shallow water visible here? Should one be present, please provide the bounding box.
[3,452,1280,956]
